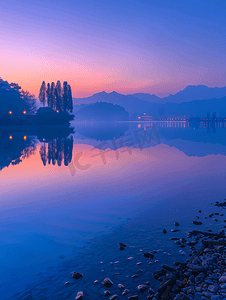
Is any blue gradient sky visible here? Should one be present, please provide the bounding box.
[1,0,226,97]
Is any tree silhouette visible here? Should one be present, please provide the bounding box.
[62,81,69,112]
[46,83,51,107]
[21,90,37,114]
[68,85,73,113]
[55,80,62,111]
[38,81,46,107]
[50,82,56,110]
[39,80,73,113]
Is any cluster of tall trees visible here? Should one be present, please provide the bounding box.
[39,81,73,113]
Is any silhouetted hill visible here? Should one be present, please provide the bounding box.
[133,85,226,104]
[162,85,226,103]
[131,93,161,103]
[75,102,129,120]
[73,92,153,113]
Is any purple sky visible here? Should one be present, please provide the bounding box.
[1,0,226,97]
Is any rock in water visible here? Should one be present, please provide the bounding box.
[193,221,202,225]
[119,242,127,247]
[104,290,111,296]
[163,229,167,234]
[174,222,179,226]
[138,285,148,293]
[143,252,154,258]
[71,271,83,279]
[75,291,83,300]
[102,277,114,287]
[122,289,129,295]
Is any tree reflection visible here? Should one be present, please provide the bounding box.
[39,136,73,167]
[0,131,37,171]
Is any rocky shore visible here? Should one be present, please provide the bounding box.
[15,200,226,300]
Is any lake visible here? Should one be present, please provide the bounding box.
[1,121,226,300]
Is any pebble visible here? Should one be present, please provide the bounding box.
[219,276,226,283]
[208,285,218,293]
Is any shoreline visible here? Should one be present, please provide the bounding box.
[12,199,226,300]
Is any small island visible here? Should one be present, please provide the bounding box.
[75,101,129,121]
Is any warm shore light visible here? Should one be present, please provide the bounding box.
[23,110,27,114]
[56,110,59,113]
[9,111,12,114]
[9,135,12,140]
[24,136,27,140]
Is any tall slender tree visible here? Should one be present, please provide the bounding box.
[38,81,46,106]
[55,80,62,111]
[50,82,56,110]
[46,83,51,107]
[62,81,68,112]
[68,84,73,113]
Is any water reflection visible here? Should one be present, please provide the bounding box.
[40,136,73,166]
[1,121,226,173]
[75,121,129,141]
[0,130,37,171]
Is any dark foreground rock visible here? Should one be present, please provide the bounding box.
[71,271,83,279]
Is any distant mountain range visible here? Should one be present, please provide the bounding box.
[73,85,226,117]
[131,85,226,104]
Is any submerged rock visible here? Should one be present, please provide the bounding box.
[71,271,83,279]
[102,277,114,287]
[75,291,83,300]
[137,284,148,293]
[193,221,202,225]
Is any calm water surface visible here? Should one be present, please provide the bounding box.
[0,121,226,299]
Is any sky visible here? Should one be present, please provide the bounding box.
[0,0,226,98]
